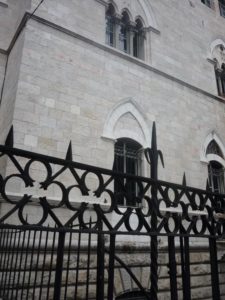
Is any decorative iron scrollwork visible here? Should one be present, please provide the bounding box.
[0,124,224,237]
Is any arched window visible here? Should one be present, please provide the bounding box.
[215,63,225,97]
[113,138,142,207]
[208,161,225,193]
[106,4,116,47]
[133,19,145,59]
[105,4,146,60]
[119,11,130,53]
[206,140,225,193]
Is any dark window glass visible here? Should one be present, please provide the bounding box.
[133,19,144,59]
[206,140,224,158]
[201,0,212,8]
[219,0,225,17]
[113,138,142,207]
[106,4,115,47]
[208,161,225,194]
[119,12,130,53]
[215,67,225,97]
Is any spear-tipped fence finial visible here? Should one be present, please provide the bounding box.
[5,125,14,148]
[65,141,73,161]
[182,173,187,187]
[144,122,164,179]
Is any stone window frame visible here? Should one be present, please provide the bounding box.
[102,98,153,209]
[113,137,143,207]
[200,132,225,193]
[105,2,147,60]
[207,39,225,98]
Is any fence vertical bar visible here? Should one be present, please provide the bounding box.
[20,229,31,299]
[96,228,105,300]
[145,122,160,300]
[64,230,72,299]
[46,229,57,300]
[32,229,43,299]
[180,236,191,300]
[209,237,220,300]
[107,233,116,300]
[85,219,92,300]
[7,228,21,299]
[39,229,49,299]
[168,236,178,300]
[2,229,13,296]
[4,229,17,297]
[25,230,37,300]
[11,230,25,299]
[74,228,81,299]
[53,230,66,300]
[0,228,5,285]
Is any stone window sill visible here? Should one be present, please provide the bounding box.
[0,0,8,8]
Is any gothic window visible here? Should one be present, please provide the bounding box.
[207,140,225,193]
[113,138,142,207]
[133,19,145,59]
[201,0,212,8]
[105,4,145,60]
[119,11,130,53]
[206,140,224,157]
[106,4,116,47]
[219,0,225,17]
[215,63,225,97]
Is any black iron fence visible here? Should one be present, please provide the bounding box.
[0,123,224,299]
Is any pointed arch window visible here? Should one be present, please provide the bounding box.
[119,11,130,53]
[105,4,146,60]
[133,19,145,59]
[206,140,225,193]
[106,4,116,47]
[113,138,143,207]
[215,63,225,97]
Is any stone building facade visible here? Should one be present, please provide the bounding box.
[1,0,225,299]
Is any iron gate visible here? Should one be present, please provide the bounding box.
[0,123,224,299]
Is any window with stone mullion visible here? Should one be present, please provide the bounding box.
[208,162,225,194]
[114,139,141,207]
[215,68,225,97]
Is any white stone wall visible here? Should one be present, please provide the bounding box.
[26,0,225,94]
[7,17,225,190]
[0,32,25,146]
[0,0,29,51]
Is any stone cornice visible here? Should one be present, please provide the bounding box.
[1,12,225,106]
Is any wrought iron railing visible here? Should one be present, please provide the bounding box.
[0,123,224,300]
[0,124,224,238]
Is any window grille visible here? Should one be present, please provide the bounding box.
[105,4,115,47]
[208,161,225,194]
[215,67,225,97]
[114,138,142,207]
